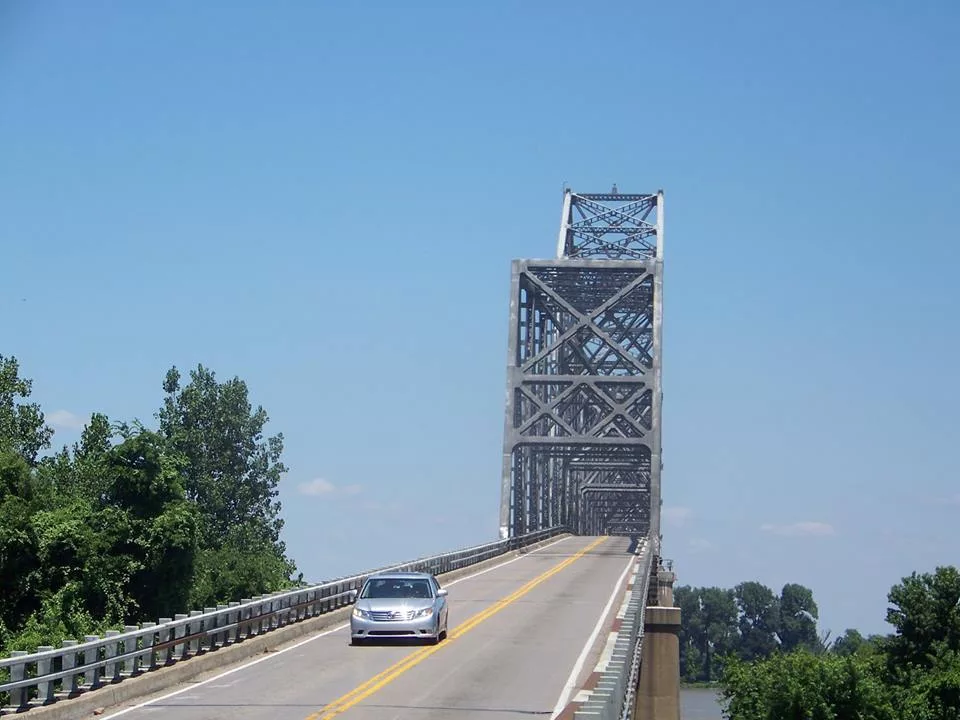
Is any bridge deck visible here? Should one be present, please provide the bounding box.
[104,536,635,720]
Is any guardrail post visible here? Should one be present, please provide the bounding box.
[173,615,188,658]
[122,626,138,675]
[7,650,28,710]
[84,635,102,688]
[103,631,120,681]
[186,611,201,653]
[251,597,263,635]
[61,640,79,694]
[36,646,55,703]
[202,608,217,649]
[238,601,251,639]
[266,596,276,630]
[228,603,241,641]
[139,623,157,670]
[157,620,173,664]
[216,605,229,643]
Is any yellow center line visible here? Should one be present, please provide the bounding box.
[306,536,608,720]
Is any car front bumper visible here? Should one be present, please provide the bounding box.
[350,611,438,639]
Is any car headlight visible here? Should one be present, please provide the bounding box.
[353,607,369,619]
[412,607,433,618]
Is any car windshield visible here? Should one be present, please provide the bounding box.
[360,578,434,599]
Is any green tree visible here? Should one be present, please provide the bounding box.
[675,585,739,682]
[720,651,896,720]
[101,429,200,619]
[1,359,298,656]
[735,581,781,661]
[0,450,46,636]
[157,365,295,602]
[675,585,704,681]
[886,566,960,670]
[832,628,867,656]
[779,583,820,652]
[721,566,960,719]
[157,365,287,548]
[0,356,53,464]
[701,587,739,679]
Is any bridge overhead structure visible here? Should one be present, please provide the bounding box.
[499,189,664,548]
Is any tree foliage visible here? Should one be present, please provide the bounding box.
[0,355,53,465]
[676,580,822,682]
[0,358,298,657]
[720,566,960,719]
[157,365,295,606]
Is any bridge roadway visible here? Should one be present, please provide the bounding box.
[101,535,636,720]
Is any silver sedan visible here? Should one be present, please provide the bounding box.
[349,572,449,645]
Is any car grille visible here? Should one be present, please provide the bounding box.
[368,610,417,622]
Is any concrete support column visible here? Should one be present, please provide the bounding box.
[635,568,681,720]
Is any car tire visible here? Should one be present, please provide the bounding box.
[351,637,364,646]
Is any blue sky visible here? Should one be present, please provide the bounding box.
[3,1,957,637]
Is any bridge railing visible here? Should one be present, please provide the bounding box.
[0,526,566,715]
[571,538,654,720]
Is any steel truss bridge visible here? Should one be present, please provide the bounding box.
[500,188,664,553]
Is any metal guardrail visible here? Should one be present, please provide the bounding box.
[0,526,566,715]
[571,539,654,720]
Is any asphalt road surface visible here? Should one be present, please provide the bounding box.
[105,535,636,720]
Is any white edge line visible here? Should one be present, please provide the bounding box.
[550,553,636,718]
[101,534,572,719]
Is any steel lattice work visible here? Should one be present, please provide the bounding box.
[499,189,664,548]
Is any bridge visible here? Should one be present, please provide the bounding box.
[1,189,680,720]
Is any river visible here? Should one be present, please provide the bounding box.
[681,687,724,719]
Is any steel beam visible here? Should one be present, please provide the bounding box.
[500,188,664,548]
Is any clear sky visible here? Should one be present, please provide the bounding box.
[3,1,958,638]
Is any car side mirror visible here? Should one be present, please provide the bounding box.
[436,588,448,597]
[348,589,358,602]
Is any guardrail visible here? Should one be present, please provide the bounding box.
[0,526,566,715]
[570,539,654,720]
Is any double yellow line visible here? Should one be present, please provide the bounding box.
[308,536,607,719]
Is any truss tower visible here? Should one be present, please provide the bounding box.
[499,188,664,548]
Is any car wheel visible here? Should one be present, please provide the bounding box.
[351,637,364,646]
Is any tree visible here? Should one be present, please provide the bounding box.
[778,583,820,652]
[675,585,704,682]
[701,587,739,678]
[735,581,781,661]
[0,356,53,465]
[721,566,960,720]
[886,566,960,670]
[720,651,896,720]
[675,585,739,682]
[833,628,867,656]
[0,359,298,656]
[0,450,45,636]
[157,365,296,603]
[157,365,287,549]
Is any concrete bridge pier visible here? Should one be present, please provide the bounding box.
[634,563,681,720]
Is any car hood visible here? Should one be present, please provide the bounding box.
[356,598,433,613]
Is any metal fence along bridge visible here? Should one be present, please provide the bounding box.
[1,188,680,720]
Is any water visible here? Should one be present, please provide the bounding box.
[681,687,723,719]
